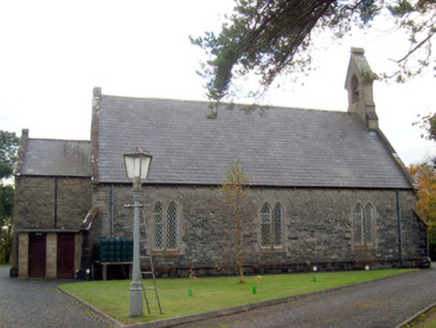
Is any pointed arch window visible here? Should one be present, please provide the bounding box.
[261,202,283,249]
[167,202,178,250]
[353,203,364,245]
[152,202,164,250]
[272,203,283,248]
[364,203,375,245]
[354,202,375,246]
[261,203,271,248]
[152,201,179,251]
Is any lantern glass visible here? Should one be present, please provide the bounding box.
[123,147,152,187]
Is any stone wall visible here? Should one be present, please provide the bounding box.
[12,176,91,275]
[14,176,92,230]
[18,233,28,279]
[409,212,429,265]
[91,184,427,276]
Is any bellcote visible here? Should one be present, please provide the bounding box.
[345,48,379,130]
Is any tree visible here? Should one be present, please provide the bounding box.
[409,163,436,259]
[412,112,436,169]
[192,0,436,103]
[0,130,19,181]
[220,158,250,283]
[0,208,13,263]
[414,112,436,141]
[0,130,19,263]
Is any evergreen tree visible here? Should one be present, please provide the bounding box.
[192,0,436,102]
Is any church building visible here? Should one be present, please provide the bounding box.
[11,48,429,279]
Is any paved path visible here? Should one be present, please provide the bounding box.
[0,266,111,328]
[176,266,436,328]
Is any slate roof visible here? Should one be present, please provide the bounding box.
[19,139,92,177]
[95,96,412,189]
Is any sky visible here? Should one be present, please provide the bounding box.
[0,0,435,166]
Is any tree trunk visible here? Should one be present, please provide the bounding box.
[237,201,245,283]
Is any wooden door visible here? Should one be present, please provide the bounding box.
[57,233,75,279]
[29,233,46,278]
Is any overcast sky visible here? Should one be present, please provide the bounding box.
[0,0,435,166]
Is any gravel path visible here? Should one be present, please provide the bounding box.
[0,266,112,328]
[176,266,436,328]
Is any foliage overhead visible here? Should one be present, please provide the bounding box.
[414,112,436,142]
[413,112,436,167]
[192,0,436,102]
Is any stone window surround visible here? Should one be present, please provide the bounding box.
[260,202,284,251]
[151,200,180,255]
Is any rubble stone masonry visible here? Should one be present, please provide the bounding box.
[14,176,91,231]
[91,184,427,277]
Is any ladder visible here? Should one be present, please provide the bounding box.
[139,210,163,315]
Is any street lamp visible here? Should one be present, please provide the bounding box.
[123,146,153,317]
[124,146,153,190]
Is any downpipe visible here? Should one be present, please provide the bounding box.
[396,189,404,267]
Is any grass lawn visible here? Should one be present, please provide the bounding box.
[61,269,415,325]
[405,306,436,328]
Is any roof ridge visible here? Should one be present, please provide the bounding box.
[28,138,91,143]
[102,94,346,114]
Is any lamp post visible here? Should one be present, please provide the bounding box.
[123,146,153,317]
